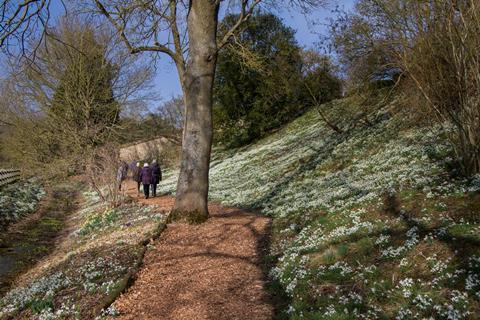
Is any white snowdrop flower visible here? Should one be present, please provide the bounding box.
[324,305,337,316]
[413,294,433,310]
[396,308,413,320]
[286,305,295,314]
[375,234,390,245]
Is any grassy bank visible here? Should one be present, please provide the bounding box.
[0,187,168,319]
[0,184,76,295]
[159,98,480,319]
[0,179,46,230]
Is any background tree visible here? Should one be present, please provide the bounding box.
[214,12,303,147]
[300,50,342,105]
[120,96,184,145]
[298,49,343,132]
[1,20,152,179]
[158,96,185,134]
[48,28,120,172]
[214,15,342,147]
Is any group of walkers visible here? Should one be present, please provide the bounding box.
[117,160,162,199]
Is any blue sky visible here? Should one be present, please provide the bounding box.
[2,1,356,104]
[153,1,356,100]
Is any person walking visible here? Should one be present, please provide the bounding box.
[151,159,162,197]
[117,161,128,191]
[132,162,141,193]
[139,163,153,199]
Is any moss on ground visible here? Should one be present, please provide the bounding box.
[168,208,209,224]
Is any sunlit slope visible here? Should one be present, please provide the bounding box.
[160,98,480,319]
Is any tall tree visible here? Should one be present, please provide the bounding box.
[1,19,151,177]
[214,12,303,147]
[1,0,326,222]
[50,29,119,148]
[91,1,326,222]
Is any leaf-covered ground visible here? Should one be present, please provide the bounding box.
[159,98,480,319]
[109,192,274,320]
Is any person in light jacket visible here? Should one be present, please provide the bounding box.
[150,159,162,197]
[132,162,141,193]
[139,163,153,199]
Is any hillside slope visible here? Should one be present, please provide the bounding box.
[159,98,480,319]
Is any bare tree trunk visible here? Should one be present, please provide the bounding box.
[170,1,219,223]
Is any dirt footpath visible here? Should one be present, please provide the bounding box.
[113,181,274,320]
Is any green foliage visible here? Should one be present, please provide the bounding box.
[49,29,119,154]
[1,23,124,179]
[27,297,54,314]
[51,43,118,123]
[214,13,341,148]
[79,208,121,235]
[300,65,342,106]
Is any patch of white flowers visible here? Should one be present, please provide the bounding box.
[0,179,45,229]
[158,100,480,318]
[35,302,79,320]
[381,226,419,259]
[465,255,480,298]
[398,277,414,298]
[413,294,433,310]
[0,272,71,317]
[0,190,166,318]
[78,257,127,293]
[375,234,390,245]
[95,305,120,319]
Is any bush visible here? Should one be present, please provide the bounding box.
[214,13,340,148]
[330,0,480,176]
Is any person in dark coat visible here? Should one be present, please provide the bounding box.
[117,161,128,191]
[139,163,153,199]
[132,162,141,193]
[150,159,162,197]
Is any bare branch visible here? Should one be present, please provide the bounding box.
[217,0,261,50]
[93,0,177,61]
[0,0,54,58]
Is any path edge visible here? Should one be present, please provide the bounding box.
[97,217,169,314]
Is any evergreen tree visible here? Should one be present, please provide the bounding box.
[214,13,303,147]
[50,29,119,149]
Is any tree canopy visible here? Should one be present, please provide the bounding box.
[214,12,341,147]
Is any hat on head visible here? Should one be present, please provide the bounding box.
[136,162,140,166]
[152,159,157,164]
[143,163,149,167]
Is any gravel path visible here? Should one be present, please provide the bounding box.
[112,181,274,319]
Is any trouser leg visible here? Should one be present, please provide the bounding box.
[137,181,141,192]
[143,184,150,199]
[152,183,157,197]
